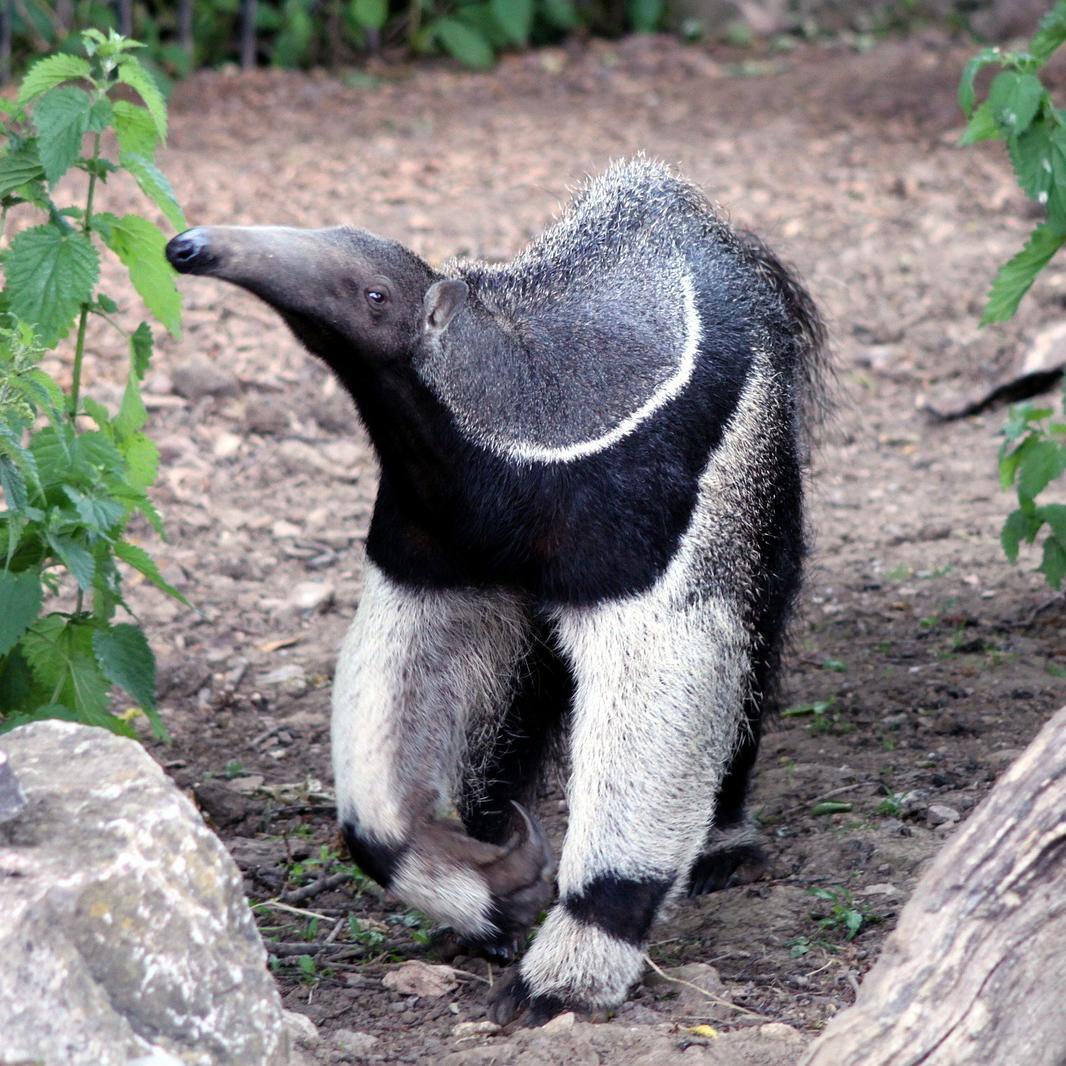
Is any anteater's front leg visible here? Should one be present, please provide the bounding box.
[332,562,554,952]
[490,589,750,1025]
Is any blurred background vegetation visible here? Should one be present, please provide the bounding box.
[0,1,1039,83]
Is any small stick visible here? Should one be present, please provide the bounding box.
[250,723,284,748]
[266,941,363,958]
[281,871,352,904]
[324,917,345,945]
[643,955,773,1021]
[256,899,336,922]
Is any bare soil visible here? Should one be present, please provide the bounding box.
[60,29,1065,1064]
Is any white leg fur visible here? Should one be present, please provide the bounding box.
[520,353,784,1007]
[331,562,532,933]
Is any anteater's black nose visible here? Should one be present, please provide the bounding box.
[166,228,215,274]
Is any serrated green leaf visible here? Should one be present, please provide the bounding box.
[0,513,30,568]
[93,623,167,739]
[986,71,1045,138]
[96,213,181,336]
[23,369,65,421]
[45,531,95,590]
[982,222,1066,325]
[90,540,123,623]
[351,0,387,29]
[960,100,1002,145]
[32,86,93,185]
[627,0,663,33]
[115,57,167,143]
[115,539,189,606]
[1002,506,1041,561]
[0,454,28,511]
[434,18,495,69]
[131,491,165,537]
[20,614,110,719]
[1017,438,1066,500]
[490,0,533,44]
[0,570,42,657]
[0,146,45,199]
[1009,117,1055,201]
[18,54,93,104]
[958,47,1002,117]
[121,153,186,231]
[1031,5,1066,63]
[62,485,124,533]
[1039,533,1066,588]
[77,430,125,476]
[81,396,112,434]
[87,96,113,134]
[121,433,159,490]
[112,100,159,160]
[130,322,152,380]
[114,374,147,437]
[5,225,100,347]
[1038,502,1066,545]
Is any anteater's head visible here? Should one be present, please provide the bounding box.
[165,225,469,371]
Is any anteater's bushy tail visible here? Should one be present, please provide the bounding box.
[737,231,831,441]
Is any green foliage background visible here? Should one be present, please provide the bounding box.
[960,1,1066,590]
[0,30,187,737]
[5,1,667,75]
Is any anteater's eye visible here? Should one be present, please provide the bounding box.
[366,289,387,307]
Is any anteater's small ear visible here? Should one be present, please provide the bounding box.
[424,279,468,334]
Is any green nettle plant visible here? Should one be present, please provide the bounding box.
[959,1,1066,589]
[0,29,187,738]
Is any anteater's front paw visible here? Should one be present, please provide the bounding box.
[477,803,555,939]
[430,803,554,966]
[488,971,568,1027]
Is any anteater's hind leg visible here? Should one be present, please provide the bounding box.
[457,612,573,848]
[489,590,751,1026]
[688,575,798,896]
[442,615,572,961]
[685,727,767,896]
[332,563,555,955]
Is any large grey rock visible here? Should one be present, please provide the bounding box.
[0,720,288,1065]
[0,749,26,823]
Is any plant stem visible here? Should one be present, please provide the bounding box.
[68,129,102,420]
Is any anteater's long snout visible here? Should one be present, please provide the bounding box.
[166,227,218,275]
[163,225,350,318]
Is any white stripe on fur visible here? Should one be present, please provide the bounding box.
[504,273,703,464]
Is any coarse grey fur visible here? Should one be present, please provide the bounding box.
[416,157,825,462]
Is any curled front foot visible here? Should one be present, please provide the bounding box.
[478,803,556,938]
[392,800,555,951]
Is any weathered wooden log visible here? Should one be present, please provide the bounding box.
[801,705,1066,1066]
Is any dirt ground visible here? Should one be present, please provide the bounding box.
[55,28,1066,1064]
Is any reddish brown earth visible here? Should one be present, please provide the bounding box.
[46,29,1065,1064]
